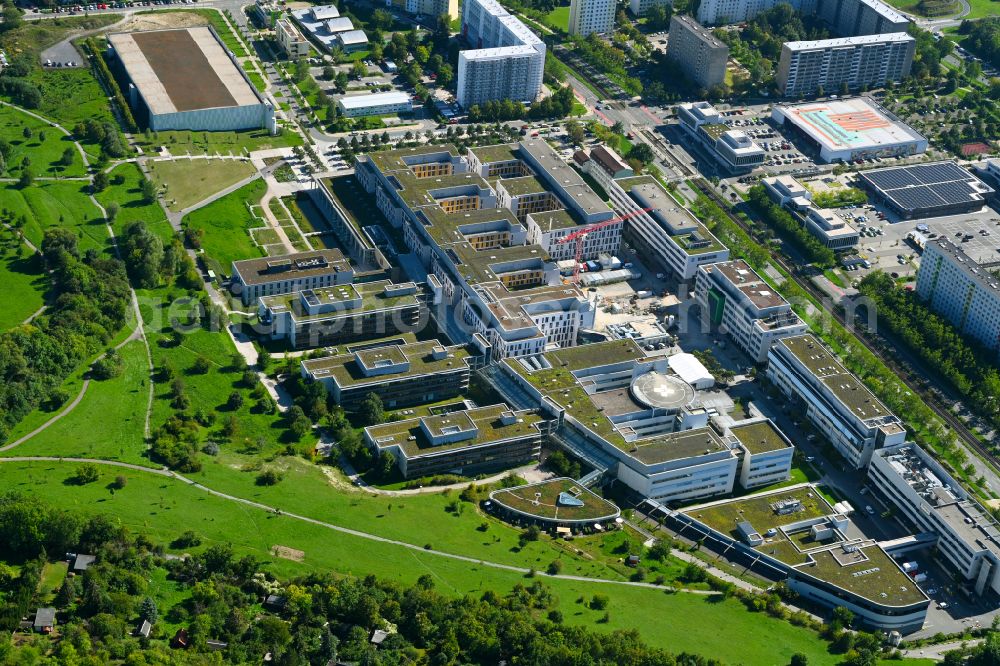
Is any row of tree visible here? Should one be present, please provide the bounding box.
[856,272,1000,433]
[746,185,836,268]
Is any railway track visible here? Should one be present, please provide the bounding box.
[688,178,998,476]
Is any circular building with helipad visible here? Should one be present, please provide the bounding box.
[630,371,696,412]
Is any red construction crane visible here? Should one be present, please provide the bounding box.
[555,207,653,282]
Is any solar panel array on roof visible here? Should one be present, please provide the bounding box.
[859,161,993,215]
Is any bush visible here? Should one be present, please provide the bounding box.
[589,594,609,610]
[192,356,212,374]
[171,530,201,549]
[256,469,283,486]
[547,560,563,576]
[71,463,99,485]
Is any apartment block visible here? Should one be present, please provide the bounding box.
[458,0,545,108]
[916,238,1000,356]
[365,403,544,478]
[870,443,1000,596]
[569,0,616,36]
[777,33,915,97]
[767,335,906,468]
[694,260,808,363]
[301,339,471,410]
[667,15,729,90]
[697,0,906,32]
[230,250,354,306]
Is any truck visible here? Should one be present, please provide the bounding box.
[901,561,919,573]
[912,572,928,584]
[636,290,653,299]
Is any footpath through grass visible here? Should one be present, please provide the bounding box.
[148,158,256,212]
[0,105,87,177]
[180,178,266,273]
[0,458,851,666]
[0,236,46,330]
[0,180,108,252]
[3,339,151,465]
[96,163,174,241]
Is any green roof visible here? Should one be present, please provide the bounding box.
[469,142,522,164]
[366,404,543,458]
[544,339,643,370]
[682,487,833,566]
[627,428,727,464]
[701,123,729,141]
[497,174,549,197]
[777,335,894,422]
[490,477,621,523]
[302,339,470,387]
[731,421,792,455]
[260,280,420,322]
[526,208,579,231]
[802,545,927,607]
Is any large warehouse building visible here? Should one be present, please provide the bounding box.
[771,98,926,163]
[107,27,276,132]
[858,161,994,219]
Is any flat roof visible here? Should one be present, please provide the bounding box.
[628,428,728,464]
[925,238,1000,298]
[731,420,792,454]
[783,31,913,52]
[108,28,261,115]
[775,98,924,152]
[705,260,789,310]
[619,176,725,256]
[367,404,542,458]
[859,161,993,213]
[804,544,926,607]
[498,174,549,197]
[339,91,411,109]
[489,477,620,522]
[776,335,893,421]
[671,13,726,49]
[233,249,351,286]
[302,339,470,386]
[469,143,522,164]
[518,140,611,218]
[259,280,420,322]
[527,208,578,231]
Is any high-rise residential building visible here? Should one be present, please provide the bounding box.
[629,0,669,17]
[916,238,1000,357]
[667,15,729,90]
[696,0,906,30]
[776,32,915,97]
[568,0,616,36]
[387,0,459,21]
[457,0,545,108]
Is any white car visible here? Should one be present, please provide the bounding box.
[865,505,875,515]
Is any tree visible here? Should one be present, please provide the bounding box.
[790,654,808,666]
[140,177,157,203]
[378,450,395,477]
[139,596,158,624]
[21,126,31,140]
[92,170,109,192]
[322,65,335,80]
[358,393,384,425]
[227,391,244,410]
[293,58,309,82]
[590,594,609,610]
[120,221,165,288]
[371,8,393,30]
[1,5,22,32]
[93,349,124,380]
[60,147,75,168]
[106,201,120,224]
[628,142,655,165]
[192,355,212,374]
[72,463,99,485]
[17,169,32,188]
[351,61,368,80]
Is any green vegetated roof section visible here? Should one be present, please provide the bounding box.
[368,143,461,173]
[490,477,620,522]
[778,335,892,421]
[503,339,646,449]
[528,208,578,231]
[731,421,792,455]
[701,123,729,141]
[800,546,927,607]
[498,174,550,197]
[469,142,522,164]
[303,339,469,386]
[628,428,727,465]
[682,487,834,566]
[260,280,419,322]
[367,404,543,458]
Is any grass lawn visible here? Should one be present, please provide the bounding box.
[3,340,152,465]
[180,178,266,273]
[0,235,46,331]
[0,105,87,177]
[30,68,118,141]
[96,163,174,242]
[147,158,256,212]
[0,458,852,665]
[0,181,108,253]
[544,5,570,32]
[135,127,302,157]
[36,561,68,604]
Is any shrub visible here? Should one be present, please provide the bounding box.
[71,463,99,485]
[256,469,283,486]
[590,594,609,610]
